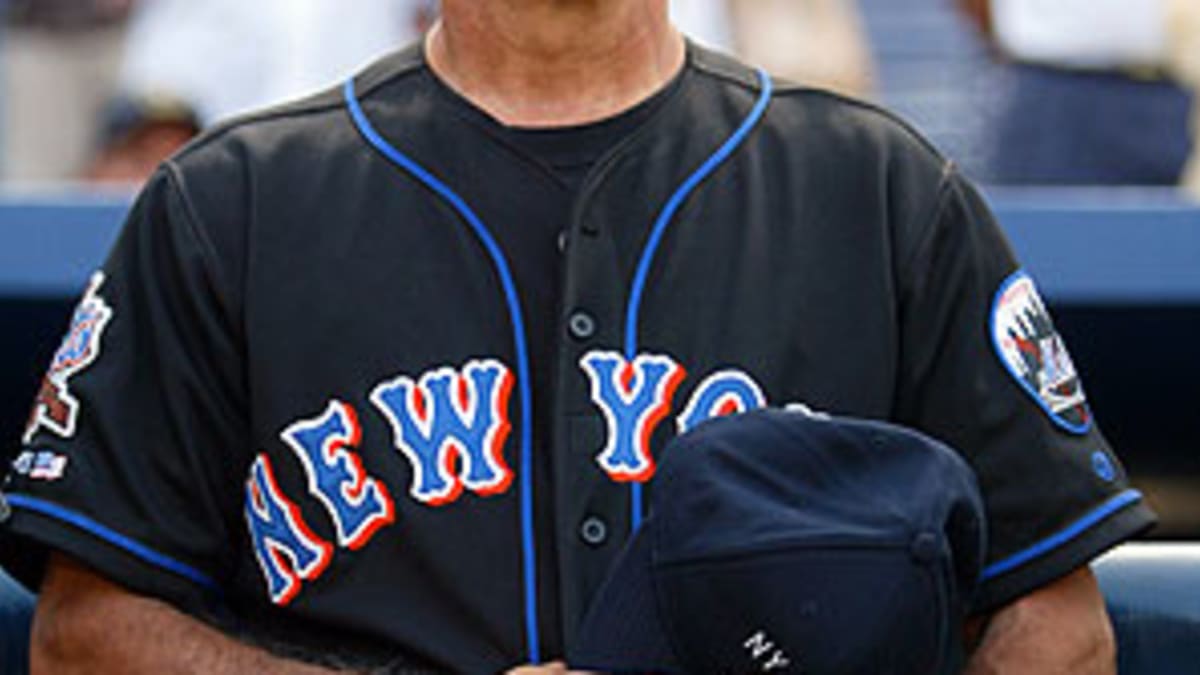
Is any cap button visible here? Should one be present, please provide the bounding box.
[910,532,941,565]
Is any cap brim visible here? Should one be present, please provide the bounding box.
[569,524,682,672]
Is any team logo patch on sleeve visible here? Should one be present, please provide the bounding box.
[991,270,1091,434]
[23,272,114,444]
[11,449,69,482]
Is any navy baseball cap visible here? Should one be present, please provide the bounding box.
[569,408,986,674]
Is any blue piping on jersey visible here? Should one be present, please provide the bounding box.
[623,69,774,531]
[980,489,1143,580]
[5,494,219,591]
[344,80,542,662]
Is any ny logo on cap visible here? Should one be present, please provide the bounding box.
[744,630,792,672]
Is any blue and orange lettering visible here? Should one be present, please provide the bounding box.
[579,351,686,482]
[244,454,333,606]
[676,369,767,434]
[281,401,395,550]
[370,359,514,506]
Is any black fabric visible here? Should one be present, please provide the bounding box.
[428,66,685,193]
[661,548,950,674]
[0,40,1154,672]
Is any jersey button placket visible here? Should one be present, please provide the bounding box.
[568,311,597,340]
[580,515,609,547]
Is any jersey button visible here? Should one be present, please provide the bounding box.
[580,515,608,547]
[557,230,569,253]
[568,311,597,340]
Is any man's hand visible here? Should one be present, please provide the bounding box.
[965,566,1116,674]
[31,552,341,674]
[506,662,596,674]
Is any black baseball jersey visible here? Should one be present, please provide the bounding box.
[1,43,1154,672]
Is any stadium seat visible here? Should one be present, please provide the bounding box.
[1093,542,1200,674]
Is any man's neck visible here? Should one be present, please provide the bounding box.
[428,0,685,127]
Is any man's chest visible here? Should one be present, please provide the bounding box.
[242,190,901,455]
[237,204,900,550]
[222,148,902,661]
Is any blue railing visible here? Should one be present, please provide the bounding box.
[990,187,1200,304]
[0,191,128,297]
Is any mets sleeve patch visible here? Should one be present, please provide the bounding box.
[990,270,1092,434]
[23,271,113,445]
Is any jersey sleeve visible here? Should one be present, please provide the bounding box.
[892,167,1156,611]
[0,166,249,611]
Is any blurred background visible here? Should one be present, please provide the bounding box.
[0,0,1197,536]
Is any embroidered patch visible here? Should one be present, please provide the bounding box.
[579,351,686,483]
[11,449,69,482]
[991,271,1091,434]
[1091,451,1116,482]
[24,272,114,444]
[370,359,515,505]
[675,369,766,435]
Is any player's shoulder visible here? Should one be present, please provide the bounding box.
[688,44,964,260]
[689,43,950,176]
[136,44,428,293]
